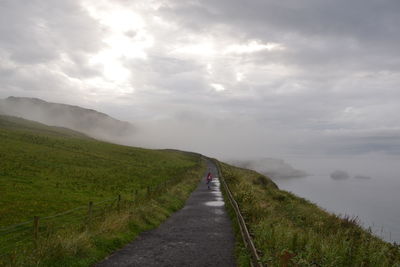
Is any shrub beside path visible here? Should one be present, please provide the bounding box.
[95,160,236,267]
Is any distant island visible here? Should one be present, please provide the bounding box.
[354,175,372,180]
[330,170,350,180]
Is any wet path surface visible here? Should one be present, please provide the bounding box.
[95,160,236,267]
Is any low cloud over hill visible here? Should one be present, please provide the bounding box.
[229,158,308,180]
[0,96,135,142]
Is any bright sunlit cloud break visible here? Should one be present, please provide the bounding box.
[224,41,285,54]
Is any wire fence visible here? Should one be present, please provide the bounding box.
[213,159,264,267]
[0,175,183,259]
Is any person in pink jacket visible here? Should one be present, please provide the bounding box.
[206,171,212,189]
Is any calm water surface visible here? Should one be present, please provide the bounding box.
[274,157,400,243]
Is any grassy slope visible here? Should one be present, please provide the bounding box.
[0,115,201,226]
[0,115,205,266]
[219,162,400,267]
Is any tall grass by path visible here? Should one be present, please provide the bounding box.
[218,172,252,267]
[0,164,205,266]
[219,162,400,266]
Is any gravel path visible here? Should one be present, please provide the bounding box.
[95,160,236,267]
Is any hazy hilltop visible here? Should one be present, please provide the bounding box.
[230,158,308,179]
[0,96,135,142]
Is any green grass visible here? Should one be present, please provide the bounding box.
[0,115,205,266]
[2,168,203,266]
[218,161,400,267]
[0,115,201,226]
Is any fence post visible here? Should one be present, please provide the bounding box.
[33,216,39,247]
[117,194,121,212]
[87,201,93,228]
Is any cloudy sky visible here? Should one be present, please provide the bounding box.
[1,0,400,164]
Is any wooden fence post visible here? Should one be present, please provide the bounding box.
[117,194,121,212]
[33,216,39,247]
[87,201,93,227]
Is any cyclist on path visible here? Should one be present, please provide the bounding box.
[206,171,212,190]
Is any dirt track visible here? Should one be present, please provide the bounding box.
[95,160,236,267]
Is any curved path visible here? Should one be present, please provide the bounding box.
[95,160,236,267]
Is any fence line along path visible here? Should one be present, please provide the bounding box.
[96,160,236,267]
[0,175,181,258]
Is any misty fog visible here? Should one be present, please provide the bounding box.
[2,96,398,183]
[228,158,308,180]
[1,0,400,251]
[0,97,135,143]
[2,95,400,243]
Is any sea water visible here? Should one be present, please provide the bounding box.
[273,156,400,243]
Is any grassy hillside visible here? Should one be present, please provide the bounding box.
[0,115,205,266]
[218,162,400,266]
[0,115,201,226]
[0,96,135,140]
